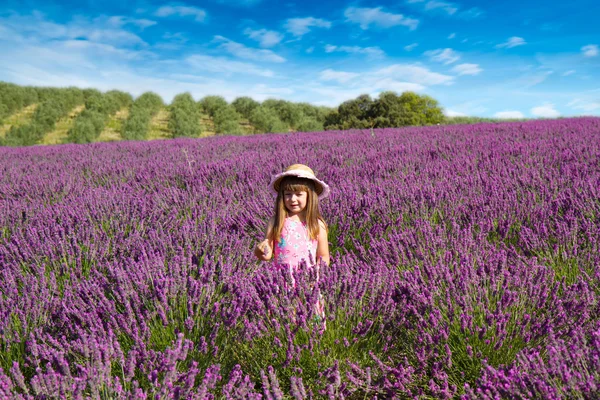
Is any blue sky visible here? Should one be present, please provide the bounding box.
[1,0,599,118]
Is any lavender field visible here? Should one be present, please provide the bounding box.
[1,117,599,399]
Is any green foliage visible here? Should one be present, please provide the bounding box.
[262,99,303,129]
[442,116,520,125]
[67,110,107,144]
[169,92,201,138]
[213,105,242,135]
[66,90,130,144]
[3,87,84,146]
[199,95,228,117]
[249,106,288,134]
[0,82,39,122]
[231,96,260,119]
[121,92,164,141]
[324,91,445,130]
[296,117,323,132]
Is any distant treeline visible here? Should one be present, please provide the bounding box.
[0,81,519,146]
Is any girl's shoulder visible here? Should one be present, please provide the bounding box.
[318,218,328,231]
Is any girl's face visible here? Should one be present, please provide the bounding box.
[283,190,308,215]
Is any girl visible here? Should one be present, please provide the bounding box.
[254,163,330,322]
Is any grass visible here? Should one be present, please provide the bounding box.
[41,104,86,145]
[97,106,129,142]
[147,107,171,140]
[0,104,39,138]
[199,113,216,137]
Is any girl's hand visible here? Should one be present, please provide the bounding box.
[256,239,272,259]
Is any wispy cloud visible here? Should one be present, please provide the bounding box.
[405,43,418,51]
[319,69,360,84]
[531,103,560,117]
[562,70,576,76]
[285,17,331,37]
[243,28,283,47]
[494,110,524,118]
[496,36,526,49]
[451,63,482,75]
[444,109,466,117]
[459,7,484,19]
[186,54,274,77]
[581,44,598,57]
[424,48,460,64]
[324,44,385,58]
[375,64,454,85]
[0,12,149,47]
[424,1,458,15]
[214,35,285,63]
[312,63,453,106]
[344,7,419,30]
[567,98,600,112]
[154,5,206,22]
[448,33,455,39]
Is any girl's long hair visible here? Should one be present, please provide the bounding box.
[270,176,327,243]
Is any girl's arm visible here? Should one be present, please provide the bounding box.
[254,217,274,261]
[316,220,330,266]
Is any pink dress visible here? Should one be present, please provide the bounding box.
[273,217,325,322]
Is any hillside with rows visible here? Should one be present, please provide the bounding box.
[1,82,518,147]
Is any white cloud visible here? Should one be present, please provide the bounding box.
[186,55,274,77]
[562,70,575,76]
[306,46,314,53]
[496,37,526,49]
[425,1,458,15]
[518,71,553,88]
[567,99,600,112]
[375,64,454,85]
[581,44,598,57]
[319,69,360,84]
[0,12,148,47]
[405,43,418,51]
[531,103,560,118]
[448,33,455,39]
[285,17,331,37]
[451,63,482,75]
[243,28,283,48]
[344,7,419,30]
[214,35,285,63]
[494,111,525,119]
[444,109,466,117]
[154,5,206,22]
[324,44,385,58]
[424,48,460,64]
[107,16,157,29]
[250,83,294,101]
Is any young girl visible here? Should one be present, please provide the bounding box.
[254,164,330,322]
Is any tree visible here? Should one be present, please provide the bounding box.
[200,95,228,117]
[213,105,242,134]
[232,96,260,119]
[262,99,303,129]
[169,92,201,138]
[296,117,323,132]
[371,91,444,127]
[250,106,288,133]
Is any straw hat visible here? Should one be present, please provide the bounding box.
[269,164,330,200]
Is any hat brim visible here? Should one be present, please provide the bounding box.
[269,171,330,200]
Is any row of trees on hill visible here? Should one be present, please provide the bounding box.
[2,87,86,146]
[121,92,164,141]
[67,90,133,144]
[1,81,454,146]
